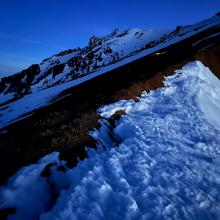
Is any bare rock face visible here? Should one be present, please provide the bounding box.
[0,64,40,100]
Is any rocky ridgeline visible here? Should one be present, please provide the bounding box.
[0,30,126,103]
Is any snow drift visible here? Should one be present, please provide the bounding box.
[0,61,220,220]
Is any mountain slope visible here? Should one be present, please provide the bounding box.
[0,29,167,104]
[1,61,220,220]
[0,14,220,130]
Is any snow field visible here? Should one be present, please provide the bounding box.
[0,61,220,220]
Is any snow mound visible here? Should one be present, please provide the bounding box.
[1,61,220,220]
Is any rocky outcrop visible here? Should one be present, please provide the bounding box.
[0,64,40,101]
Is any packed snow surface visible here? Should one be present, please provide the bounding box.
[0,61,220,220]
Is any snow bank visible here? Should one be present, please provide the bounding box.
[0,152,70,220]
[1,61,220,220]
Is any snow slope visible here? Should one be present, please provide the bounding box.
[1,61,220,220]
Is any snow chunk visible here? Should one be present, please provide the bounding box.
[0,152,70,220]
[97,99,135,118]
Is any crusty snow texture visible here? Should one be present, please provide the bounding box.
[0,61,220,220]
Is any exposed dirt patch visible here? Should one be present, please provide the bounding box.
[194,44,220,78]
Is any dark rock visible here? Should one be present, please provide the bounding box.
[0,64,40,98]
[41,163,54,177]
[0,207,16,220]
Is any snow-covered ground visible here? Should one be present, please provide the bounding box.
[0,61,220,220]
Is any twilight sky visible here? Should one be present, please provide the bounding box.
[0,0,219,77]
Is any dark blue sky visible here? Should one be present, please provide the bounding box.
[0,0,219,77]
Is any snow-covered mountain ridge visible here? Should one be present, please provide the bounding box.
[0,29,167,104]
[0,13,220,130]
[0,13,220,106]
